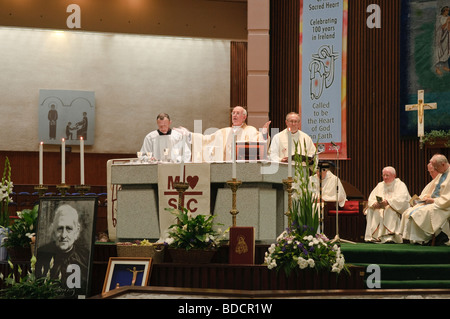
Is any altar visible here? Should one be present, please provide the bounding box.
[106,160,292,241]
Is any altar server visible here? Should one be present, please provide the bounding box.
[309,165,347,207]
[400,154,450,245]
[364,166,411,243]
[269,112,316,162]
[140,113,191,162]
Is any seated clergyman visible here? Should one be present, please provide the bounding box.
[400,154,450,245]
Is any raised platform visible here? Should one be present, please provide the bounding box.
[2,241,450,298]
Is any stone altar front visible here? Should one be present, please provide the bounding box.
[107,160,292,241]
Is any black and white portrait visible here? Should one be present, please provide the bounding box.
[35,197,97,298]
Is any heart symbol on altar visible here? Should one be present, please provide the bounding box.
[186,176,199,189]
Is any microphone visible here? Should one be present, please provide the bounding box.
[331,141,337,147]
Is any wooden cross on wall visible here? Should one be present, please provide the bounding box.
[405,90,437,140]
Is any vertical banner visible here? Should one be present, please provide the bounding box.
[158,163,210,237]
[300,0,348,159]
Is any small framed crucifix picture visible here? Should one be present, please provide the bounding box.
[102,257,153,293]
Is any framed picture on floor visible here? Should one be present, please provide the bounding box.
[102,257,153,293]
[35,196,98,299]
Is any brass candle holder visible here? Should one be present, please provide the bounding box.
[75,184,91,195]
[226,178,242,227]
[34,184,48,197]
[56,184,71,197]
[173,182,189,211]
[282,177,294,226]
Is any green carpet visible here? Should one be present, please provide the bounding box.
[340,243,450,289]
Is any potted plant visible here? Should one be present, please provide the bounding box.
[264,141,349,276]
[163,208,227,263]
[1,204,38,263]
[422,129,450,148]
[0,255,62,299]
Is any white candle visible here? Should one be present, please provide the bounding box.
[39,142,43,185]
[61,138,66,184]
[80,137,85,185]
[180,136,185,181]
[288,128,292,178]
[232,134,236,179]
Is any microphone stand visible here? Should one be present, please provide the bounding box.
[330,142,355,244]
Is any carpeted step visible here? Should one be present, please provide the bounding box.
[379,280,450,289]
[340,243,450,265]
[352,263,450,281]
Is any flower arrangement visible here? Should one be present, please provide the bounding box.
[264,141,349,276]
[0,256,62,299]
[264,227,347,276]
[0,157,13,228]
[164,208,226,251]
[1,205,38,249]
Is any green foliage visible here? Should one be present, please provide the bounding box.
[2,205,38,249]
[290,139,320,234]
[164,207,226,250]
[0,256,62,299]
[0,157,13,228]
[422,129,450,147]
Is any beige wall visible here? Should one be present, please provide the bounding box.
[0,0,247,154]
[0,27,231,153]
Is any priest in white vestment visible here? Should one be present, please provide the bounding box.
[188,106,270,162]
[309,167,347,207]
[400,154,450,245]
[140,113,191,162]
[364,166,411,243]
[269,112,316,162]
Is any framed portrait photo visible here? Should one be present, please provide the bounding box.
[102,257,153,294]
[35,196,98,299]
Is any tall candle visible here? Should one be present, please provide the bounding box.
[288,128,292,178]
[232,133,236,179]
[61,138,66,184]
[39,142,43,185]
[180,136,185,181]
[80,136,85,185]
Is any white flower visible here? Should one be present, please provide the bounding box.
[277,231,287,242]
[268,259,277,270]
[297,257,308,269]
[268,243,276,254]
[307,258,315,268]
[165,237,175,245]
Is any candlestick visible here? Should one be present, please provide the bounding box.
[283,177,294,226]
[232,133,236,179]
[61,138,66,184]
[174,182,189,211]
[227,178,242,227]
[287,128,292,178]
[34,184,48,197]
[39,141,43,185]
[80,136,85,185]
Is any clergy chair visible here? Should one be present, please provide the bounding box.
[322,181,366,242]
